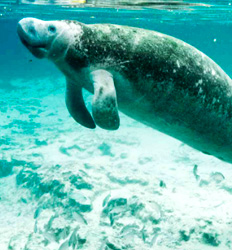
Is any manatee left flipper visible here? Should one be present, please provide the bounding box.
[65,78,96,129]
[91,69,120,130]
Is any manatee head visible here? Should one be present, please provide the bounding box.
[17,18,84,61]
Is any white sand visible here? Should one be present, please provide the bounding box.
[0,77,232,250]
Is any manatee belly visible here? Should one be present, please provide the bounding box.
[113,72,232,164]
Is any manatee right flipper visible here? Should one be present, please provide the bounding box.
[65,78,96,129]
[91,69,120,130]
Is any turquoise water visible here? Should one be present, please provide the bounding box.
[1,1,232,249]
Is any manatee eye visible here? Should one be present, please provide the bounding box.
[48,25,56,33]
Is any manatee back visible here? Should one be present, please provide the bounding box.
[81,24,232,163]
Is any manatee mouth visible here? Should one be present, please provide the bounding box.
[19,36,47,59]
[17,23,48,58]
[20,36,46,49]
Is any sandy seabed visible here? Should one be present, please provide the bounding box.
[0,77,232,250]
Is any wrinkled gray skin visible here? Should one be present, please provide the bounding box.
[17,18,232,164]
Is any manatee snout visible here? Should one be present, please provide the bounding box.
[18,18,43,46]
[17,18,53,58]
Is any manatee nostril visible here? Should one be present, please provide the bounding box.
[28,26,36,36]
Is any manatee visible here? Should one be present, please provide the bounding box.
[17,18,232,163]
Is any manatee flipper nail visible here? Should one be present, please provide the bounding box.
[65,78,96,129]
[91,69,120,130]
